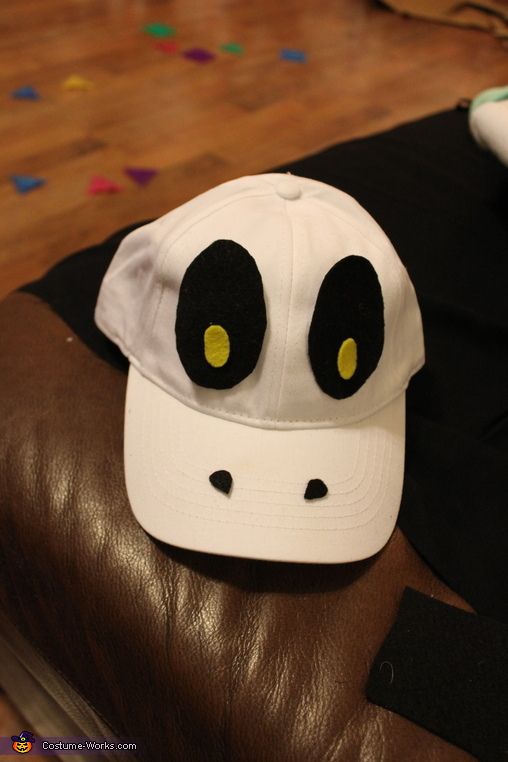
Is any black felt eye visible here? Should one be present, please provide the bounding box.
[308,255,384,399]
[175,239,267,389]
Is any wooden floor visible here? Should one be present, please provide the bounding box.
[0,0,506,749]
[0,0,507,300]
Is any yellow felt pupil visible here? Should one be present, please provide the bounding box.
[337,337,357,380]
[204,324,230,367]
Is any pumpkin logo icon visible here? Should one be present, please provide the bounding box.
[11,730,34,753]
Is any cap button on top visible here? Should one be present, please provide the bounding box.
[275,177,301,201]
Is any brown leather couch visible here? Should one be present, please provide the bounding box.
[0,296,474,762]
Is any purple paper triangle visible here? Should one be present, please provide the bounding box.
[183,47,215,63]
[124,167,158,186]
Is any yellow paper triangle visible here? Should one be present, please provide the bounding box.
[62,75,94,91]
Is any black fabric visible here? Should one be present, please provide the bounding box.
[308,256,384,398]
[366,587,508,761]
[209,470,233,495]
[304,479,328,500]
[20,108,508,624]
[175,239,267,389]
[277,108,508,623]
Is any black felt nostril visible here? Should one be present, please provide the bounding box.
[209,470,233,495]
[304,479,328,500]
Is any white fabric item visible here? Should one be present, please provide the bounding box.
[95,173,425,563]
[469,100,508,167]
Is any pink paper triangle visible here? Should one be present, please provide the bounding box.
[155,41,178,54]
[124,166,158,186]
[88,175,122,195]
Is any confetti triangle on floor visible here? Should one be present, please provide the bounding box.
[221,42,244,56]
[155,41,178,54]
[10,175,46,194]
[87,175,122,195]
[124,166,158,186]
[12,85,40,100]
[183,47,216,63]
[144,23,176,38]
[62,75,94,91]
[280,48,307,63]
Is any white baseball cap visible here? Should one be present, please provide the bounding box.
[95,173,424,563]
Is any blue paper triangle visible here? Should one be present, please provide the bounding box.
[12,86,40,100]
[11,175,46,194]
[280,48,307,63]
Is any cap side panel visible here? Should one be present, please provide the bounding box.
[95,221,162,352]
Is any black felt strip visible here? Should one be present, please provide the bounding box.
[366,588,508,761]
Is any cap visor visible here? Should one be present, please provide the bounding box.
[124,365,405,563]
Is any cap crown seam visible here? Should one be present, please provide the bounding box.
[274,199,296,419]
